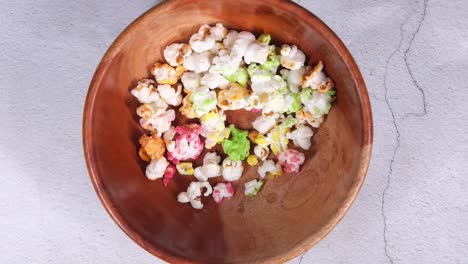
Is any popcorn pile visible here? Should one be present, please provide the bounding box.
[131,23,336,209]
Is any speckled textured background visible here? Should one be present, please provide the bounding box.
[1,0,467,263]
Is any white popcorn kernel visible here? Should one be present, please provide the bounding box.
[183,51,212,73]
[131,79,160,104]
[209,23,228,41]
[210,41,225,55]
[222,157,244,181]
[230,31,256,59]
[151,63,179,85]
[163,43,192,67]
[254,145,270,161]
[252,113,280,134]
[189,24,216,53]
[296,111,324,128]
[282,67,305,93]
[140,109,175,136]
[257,159,282,178]
[200,71,230,89]
[217,83,250,111]
[181,71,201,92]
[145,157,169,180]
[261,91,287,114]
[177,181,213,209]
[302,61,334,92]
[280,44,306,70]
[200,110,227,137]
[210,49,242,76]
[194,152,222,181]
[157,83,183,106]
[223,30,239,49]
[162,126,176,152]
[286,125,314,150]
[136,100,168,119]
[247,94,265,111]
[244,41,270,64]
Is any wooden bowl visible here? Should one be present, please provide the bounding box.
[83,0,373,263]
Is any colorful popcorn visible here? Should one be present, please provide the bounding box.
[277,149,306,173]
[167,124,204,164]
[177,181,213,209]
[130,23,336,209]
[244,179,264,197]
[212,182,235,203]
[222,125,250,161]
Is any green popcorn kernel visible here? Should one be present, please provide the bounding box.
[190,92,217,116]
[248,64,272,83]
[247,63,260,77]
[299,87,314,102]
[288,93,303,112]
[260,53,281,73]
[225,67,248,87]
[258,34,271,44]
[222,125,251,161]
[313,106,321,115]
[280,116,298,128]
[327,89,337,101]
[246,180,264,197]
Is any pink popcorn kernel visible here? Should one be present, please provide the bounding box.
[213,182,235,204]
[278,149,305,173]
[175,124,203,140]
[163,165,176,186]
[167,124,205,164]
[226,182,234,193]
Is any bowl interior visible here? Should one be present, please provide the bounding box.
[84,0,372,263]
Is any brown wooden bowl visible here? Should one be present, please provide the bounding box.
[83,0,373,263]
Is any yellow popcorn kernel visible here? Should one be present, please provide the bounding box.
[200,111,217,123]
[270,144,280,155]
[267,167,283,179]
[176,162,194,176]
[247,155,259,166]
[254,134,269,148]
[269,127,289,155]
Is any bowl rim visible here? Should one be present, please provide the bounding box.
[82,0,373,263]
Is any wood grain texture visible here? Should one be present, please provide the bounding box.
[82,0,373,263]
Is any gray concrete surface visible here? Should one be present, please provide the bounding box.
[1,0,467,263]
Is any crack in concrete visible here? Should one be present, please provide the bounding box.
[381,1,428,263]
[404,0,429,118]
[382,21,405,264]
